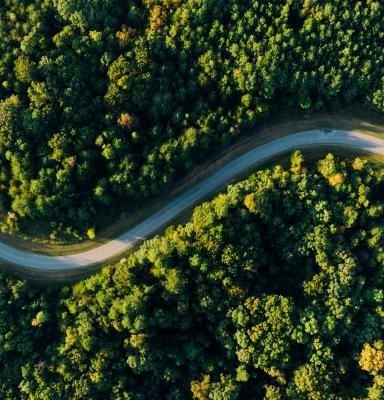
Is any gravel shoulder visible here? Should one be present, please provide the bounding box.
[1,129,384,276]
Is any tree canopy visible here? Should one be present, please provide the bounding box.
[0,153,383,399]
[0,0,384,238]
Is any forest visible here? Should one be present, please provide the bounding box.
[0,153,383,399]
[0,0,384,238]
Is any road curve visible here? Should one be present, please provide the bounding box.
[1,129,384,272]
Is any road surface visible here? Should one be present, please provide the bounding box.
[1,129,384,273]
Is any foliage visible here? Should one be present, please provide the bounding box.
[1,1,384,237]
[0,154,383,399]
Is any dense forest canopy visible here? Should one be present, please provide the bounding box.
[0,154,383,399]
[0,0,384,237]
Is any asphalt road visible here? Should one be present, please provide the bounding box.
[1,129,384,272]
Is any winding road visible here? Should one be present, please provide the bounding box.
[1,129,384,273]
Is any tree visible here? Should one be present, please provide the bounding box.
[359,342,384,375]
